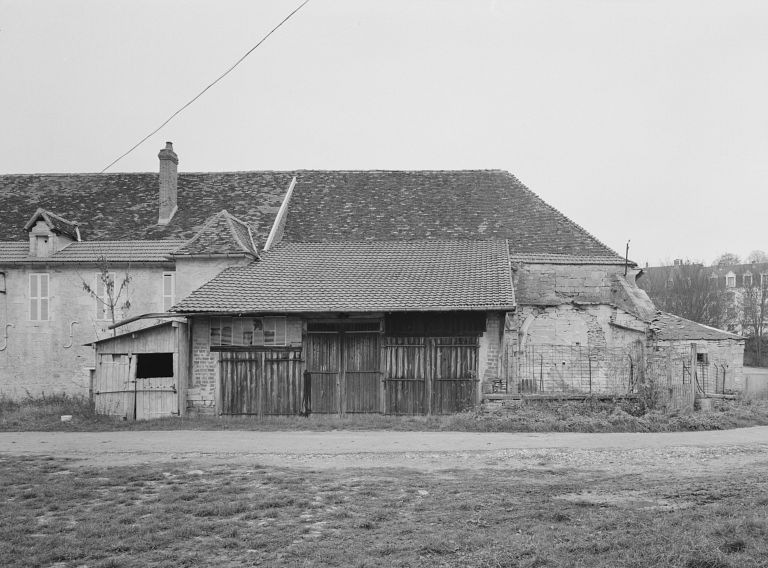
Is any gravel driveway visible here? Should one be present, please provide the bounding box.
[2,427,767,475]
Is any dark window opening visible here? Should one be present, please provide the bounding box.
[696,352,709,364]
[136,353,174,378]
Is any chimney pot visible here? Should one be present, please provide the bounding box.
[158,141,178,225]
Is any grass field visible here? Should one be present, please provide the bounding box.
[2,393,768,433]
[1,454,767,567]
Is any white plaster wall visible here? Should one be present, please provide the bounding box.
[0,263,173,398]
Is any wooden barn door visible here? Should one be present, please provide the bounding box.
[219,350,304,416]
[343,333,380,413]
[431,337,479,414]
[306,334,341,414]
[384,337,479,415]
[306,329,381,415]
[384,338,428,415]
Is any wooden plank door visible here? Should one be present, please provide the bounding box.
[384,337,428,415]
[343,333,380,413]
[94,353,134,419]
[306,334,340,414]
[431,337,479,414]
[135,375,178,420]
[219,351,262,415]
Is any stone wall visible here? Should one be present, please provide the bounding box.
[657,338,745,392]
[0,263,172,398]
[513,263,656,320]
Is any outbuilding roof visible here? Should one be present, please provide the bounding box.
[172,240,516,313]
[172,210,257,257]
[650,312,743,342]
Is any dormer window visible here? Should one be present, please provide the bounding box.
[744,273,753,287]
[726,272,736,288]
[24,209,80,257]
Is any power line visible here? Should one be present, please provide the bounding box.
[100,0,312,173]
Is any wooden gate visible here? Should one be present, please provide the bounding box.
[219,349,304,416]
[305,331,381,414]
[94,353,134,419]
[385,336,479,415]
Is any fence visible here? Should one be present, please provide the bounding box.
[502,344,643,396]
[501,343,708,412]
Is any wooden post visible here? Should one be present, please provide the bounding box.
[690,343,698,411]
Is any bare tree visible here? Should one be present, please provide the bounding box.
[746,250,768,264]
[80,255,132,335]
[639,261,727,328]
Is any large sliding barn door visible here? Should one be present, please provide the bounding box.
[305,329,381,415]
[385,337,479,415]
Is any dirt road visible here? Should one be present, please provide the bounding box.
[1,427,767,474]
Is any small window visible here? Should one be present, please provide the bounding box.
[726,273,736,288]
[162,272,175,311]
[696,352,709,364]
[135,353,174,378]
[743,273,752,287]
[29,273,50,321]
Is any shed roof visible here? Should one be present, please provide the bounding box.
[172,240,516,313]
[650,312,743,341]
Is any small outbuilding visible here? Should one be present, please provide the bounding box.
[91,321,189,420]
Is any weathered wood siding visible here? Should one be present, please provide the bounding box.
[304,331,381,414]
[219,349,304,416]
[384,336,479,415]
[93,322,185,420]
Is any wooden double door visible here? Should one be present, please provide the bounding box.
[305,332,381,414]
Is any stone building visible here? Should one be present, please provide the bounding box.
[2,143,742,414]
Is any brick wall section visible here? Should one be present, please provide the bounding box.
[187,318,217,414]
[478,312,503,395]
[185,316,304,414]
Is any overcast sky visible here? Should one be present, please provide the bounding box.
[1,0,766,266]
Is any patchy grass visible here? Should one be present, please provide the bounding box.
[1,455,767,567]
[2,393,768,433]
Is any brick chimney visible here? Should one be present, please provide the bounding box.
[158,141,178,225]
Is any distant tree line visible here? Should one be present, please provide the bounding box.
[639,250,768,366]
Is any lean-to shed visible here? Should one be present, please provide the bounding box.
[91,321,189,420]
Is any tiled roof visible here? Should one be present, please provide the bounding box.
[172,210,257,257]
[508,253,630,265]
[24,208,80,240]
[281,170,624,260]
[0,240,184,263]
[650,312,742,341]
[0,242,28,262]
[0,172,291,242]
[173,240,516,313]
